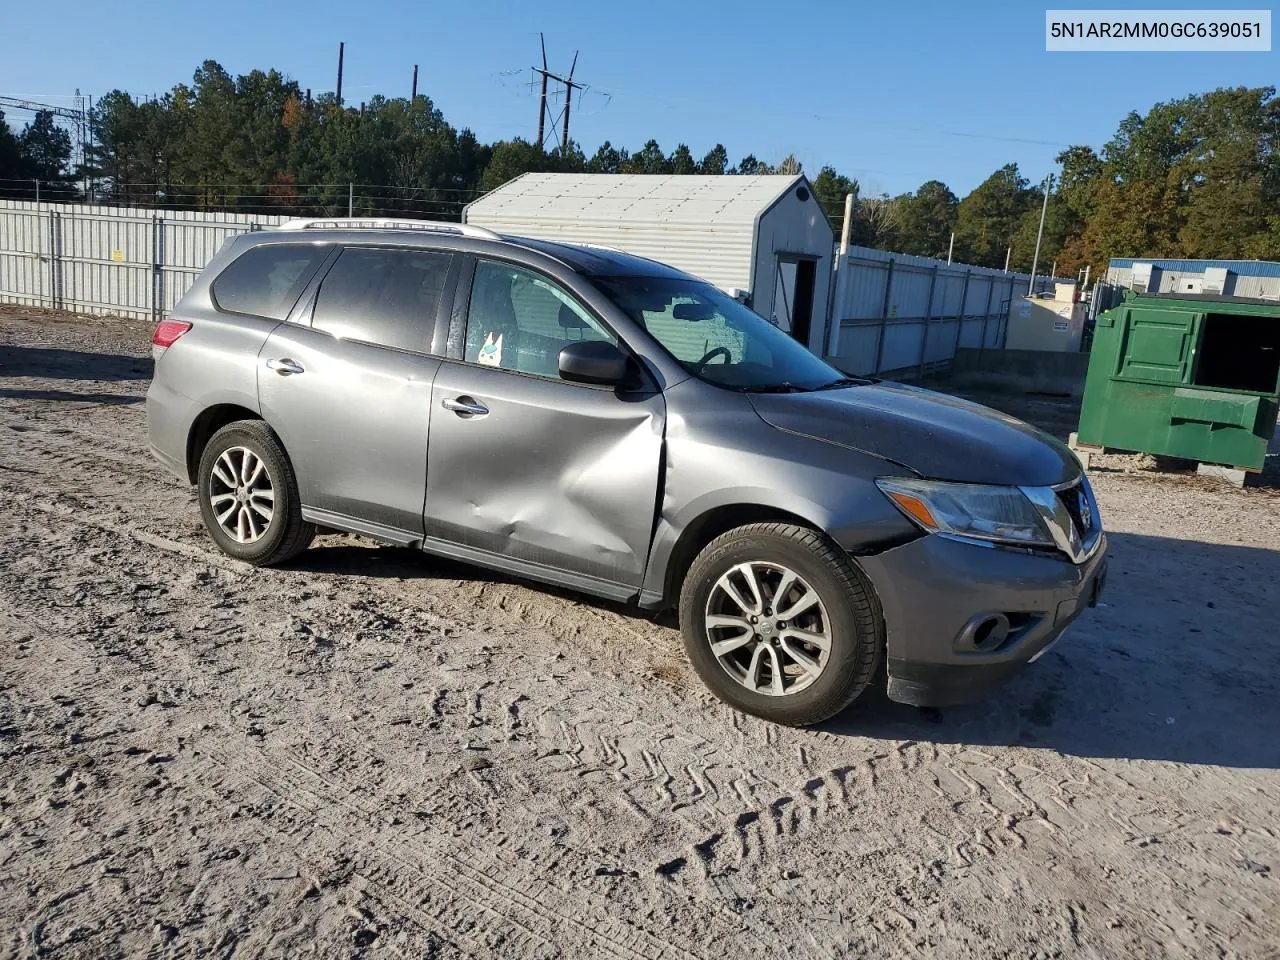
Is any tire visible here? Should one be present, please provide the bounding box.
[678,522,882,726]
[196,420,315,566]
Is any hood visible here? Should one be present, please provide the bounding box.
[750,381,1079,487]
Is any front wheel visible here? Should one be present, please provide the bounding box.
[678,523,882,726]
[196,420,315,566]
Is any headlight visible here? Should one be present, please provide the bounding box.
[875,477,1055,548]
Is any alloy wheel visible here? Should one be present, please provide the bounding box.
[704,561,831,697]
[208,446,275,544]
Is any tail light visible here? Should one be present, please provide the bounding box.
[152,319,192,348]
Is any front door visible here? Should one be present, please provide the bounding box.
[258,246,454,538]
[424,259,664,591]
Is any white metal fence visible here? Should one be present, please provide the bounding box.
[2,200,1056,381]
[826,246,1037,377]
[0,200,285,320]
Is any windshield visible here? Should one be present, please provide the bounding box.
[592,275,847,391]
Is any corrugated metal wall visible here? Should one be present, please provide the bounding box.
[1104,262,1280,301]
[0,200,285,320]
[828,246,1035,377]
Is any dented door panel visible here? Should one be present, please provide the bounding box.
[423,361,664,587]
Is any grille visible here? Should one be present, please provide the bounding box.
[1057,482,1093,537]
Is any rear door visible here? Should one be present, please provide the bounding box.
[423,258,664,593]
[258,245,457,539]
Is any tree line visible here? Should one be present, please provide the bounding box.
[1,60,1276,278]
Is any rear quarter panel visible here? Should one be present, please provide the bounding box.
[146,308,280,477]
[146,235,286,477]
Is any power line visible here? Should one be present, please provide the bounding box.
[0,178,484,220]
[0,177,485,195]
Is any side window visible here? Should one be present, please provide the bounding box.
[465,260,615,377]
[311,247,452,353]
[211,243,329,320]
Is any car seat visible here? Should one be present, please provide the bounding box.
[557,302,587,341]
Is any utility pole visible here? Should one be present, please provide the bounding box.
[532,35,585,154]
[411,65,418,100]
[947,232,954,265]
[839,193,854,257]
[1004,247,1011,273]
[336,42,345,106]
[536,34,549,149]
[1028,173,1053,296]
[561,51,578,157]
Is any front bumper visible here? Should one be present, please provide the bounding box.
[857,532,1108,707]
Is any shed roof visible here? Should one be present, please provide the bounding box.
[465,173,809,227]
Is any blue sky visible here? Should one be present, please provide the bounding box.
[2,0,1275,195]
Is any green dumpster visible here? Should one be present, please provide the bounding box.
[1077,292,1280,472]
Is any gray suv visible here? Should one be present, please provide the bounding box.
[147,218,1107,725]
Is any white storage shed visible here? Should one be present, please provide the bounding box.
[464,173,835,353]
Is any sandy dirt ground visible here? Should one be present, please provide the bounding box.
[1,306,1278,960]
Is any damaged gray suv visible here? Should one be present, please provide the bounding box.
[147,219,1107,725]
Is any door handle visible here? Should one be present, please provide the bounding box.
[266,358,305,376]
[441,396,489,417]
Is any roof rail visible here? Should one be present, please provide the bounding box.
[277,217,500,240]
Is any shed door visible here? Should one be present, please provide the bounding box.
[770,260,797,333]
[770,256,817,347]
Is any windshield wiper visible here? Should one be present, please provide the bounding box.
[739,381,811,394]
[813,376,872,390]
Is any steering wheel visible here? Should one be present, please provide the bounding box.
[693,346,732,373]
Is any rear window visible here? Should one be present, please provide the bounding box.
[211,243,329,320]
[311,247,453,353]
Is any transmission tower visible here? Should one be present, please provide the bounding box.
[532,34,584,156]
[0,93,91,173]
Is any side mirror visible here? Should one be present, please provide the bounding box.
[558,340,629,386]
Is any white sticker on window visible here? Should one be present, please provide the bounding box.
[476,332,503,366]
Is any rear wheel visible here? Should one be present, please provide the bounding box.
[197,420,314,566]
[679,523,882,726]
